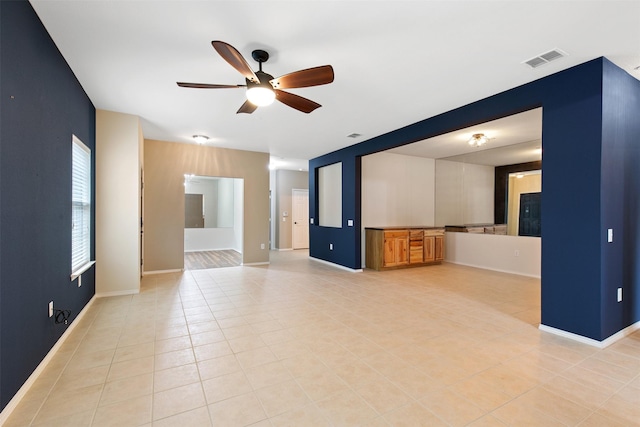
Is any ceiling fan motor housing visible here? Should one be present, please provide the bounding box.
[247,70,275,90]
[251,49,270,64]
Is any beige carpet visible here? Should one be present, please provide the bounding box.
[184,250,241,269]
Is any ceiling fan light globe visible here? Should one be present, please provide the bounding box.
[246,87,275,106]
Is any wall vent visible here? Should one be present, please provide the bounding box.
[524,49,567,69]
[347,133,362,138]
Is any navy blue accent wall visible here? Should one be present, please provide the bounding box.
[539,63,604,339]
[310,58,640,341]
[601,59,640,338]
[309,157,362,268]
[1,1,96,410]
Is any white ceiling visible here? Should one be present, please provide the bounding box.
[29,1,640,170]
[389,108,543,166]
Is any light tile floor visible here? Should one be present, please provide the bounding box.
[5,250,640,426]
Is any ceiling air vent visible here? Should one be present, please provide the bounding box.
[524,49,567,69]
[347,133,362,138]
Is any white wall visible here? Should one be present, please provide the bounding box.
[184,228,236,252]
[435,159,494,226]
[445,232,541,277]
[218,178,235,227]
[95,110,141,295]
[362,152,436,227]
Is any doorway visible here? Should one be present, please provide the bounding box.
[519,192,542,237]
[292,189,309,249]
[183,175,244,269]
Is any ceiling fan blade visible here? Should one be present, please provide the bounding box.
[236,100,258,114]
[177,82,244,89]
[211,40,259,83]
[275,90,321,113]
[270,65,334,89]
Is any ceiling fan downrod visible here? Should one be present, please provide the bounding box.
[251,49,269,72]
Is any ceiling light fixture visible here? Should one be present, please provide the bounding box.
[468,133,489,148]
[192,134,209,144]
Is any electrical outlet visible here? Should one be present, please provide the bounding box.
[514,250,520,257]
[347,219,354,227]
[48,301,54,318]
[608,229,614,243]
[260,243,265,249]
[329,243,333,250]
[310,218,314,224]
[617,287,623,302]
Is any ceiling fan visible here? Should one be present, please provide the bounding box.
[177,40,334,114]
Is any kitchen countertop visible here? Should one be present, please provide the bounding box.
[365,226,445,231]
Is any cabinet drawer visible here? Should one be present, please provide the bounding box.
[410,248,423,263]
[424,229,444,236]
[409,239,423,248]
[384,231,409,239]
[409,230,424,239]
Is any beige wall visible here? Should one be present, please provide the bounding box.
[95,110,142,295]
[275,170,308,249]
[143,139,270,271]
[508,173,542,235]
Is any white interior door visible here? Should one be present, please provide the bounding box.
[292,189,309,249]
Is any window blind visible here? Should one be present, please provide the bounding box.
[71,136,91,275]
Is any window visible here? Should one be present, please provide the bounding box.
[71,135,92,277]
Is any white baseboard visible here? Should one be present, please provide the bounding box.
[278,248,294,251]
[539,321,640,348]
[184,248,239,253]
[0,296,97,425]
[310,256,363,272]
[242,261,270,266]
[445,260,541,279]
[95,289,139,298]
[142,269,183,276]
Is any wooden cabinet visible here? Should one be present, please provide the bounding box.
[423,235,435,262]
[435,235,444,261]
[383,231,409,267]
[366,227,444,271]
[423,229,445,263]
